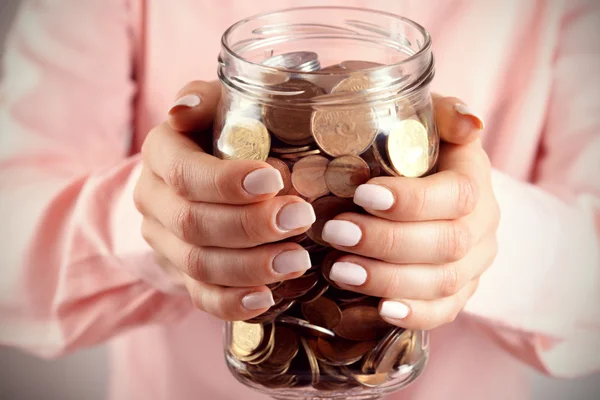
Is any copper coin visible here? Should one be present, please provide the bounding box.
[294,279,329,304]
[291,155,330,198]
[262,79,325,145]
[278,316,335,338]
[371,134,397,176]
[317,337,377,366]
[311,108,378,157]
[301,296,342,330]
[317,64,348,93]
[272,272,319,300]
[360,146,382,178]
[280,149,322,159]
[320,250,345,289]
[324,155,371,198]
[361,327,403,372]
[299,337,321,385]
[340,60,384,71]
[372,333,409,374]
[333,305,392,341]
[245,299,295,324]
[318,362,350,382]
[266,157,292,196]
[307,196,361,246]
[262,326,299,367]
[271,145,312,154]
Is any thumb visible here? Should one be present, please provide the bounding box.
[167,80,222,133]
[432,94,485,145]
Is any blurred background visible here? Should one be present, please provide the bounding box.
[0,1,599,399]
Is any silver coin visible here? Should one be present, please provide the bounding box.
[263,51,320,71]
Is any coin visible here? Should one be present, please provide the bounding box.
[216,116,270,161]
[243,322,275,363]
[280,149,321,159]
[360,146,382,178]
[272,272,320,300]
[261,326,299,367]
[320,250,345,289]
[331,74,377,93]
[361,327,403,372]
[340,60,384,71]
[333,305,392,341]
[324,155,371,198]
[301,296,342,330]
[231,321,264,358]
[371,332,409,374]
[245,299,295,324]
[299,337,320,385]
[278,316,335,338]
[387,119,430,177]
[371,134,398,176]
[271,145,312,154]
[262,51,320,71]
[262,79,325,145]
[265,157,292,196]
[311,108,378,157]
[291,155,330,198]
[317,64,348,93]
[294,279,329,304]
[317,337,377,366]
[307,197,361,246]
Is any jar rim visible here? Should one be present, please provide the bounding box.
[220,6,432,76]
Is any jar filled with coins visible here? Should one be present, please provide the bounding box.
[214,7,437,400]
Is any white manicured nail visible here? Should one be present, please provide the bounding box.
[454,104,485,129]
[243,168,284,195]
[277,202,316,231]
[273,249,311,275]
[242,291,275,310]
[353,184,395,210]
[380,301,410,319]
[330,262,367,286]
[322,220,362,247]
[169,94,201,113]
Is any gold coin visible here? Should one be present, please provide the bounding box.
[324,155,371,198]
[300,337,320,385]
[311,108,378,157]
[231,321,264,358]
[386,119,430,177]
[216,116,270,161]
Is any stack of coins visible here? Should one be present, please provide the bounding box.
[216,52,434,391]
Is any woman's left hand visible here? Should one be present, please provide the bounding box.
[323,95,500,330]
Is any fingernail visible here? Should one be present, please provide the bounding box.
[330,262,367,286]
[380,301,410,319]
[353,184,395,210]
[243,168,284,195]
[273,249,311,275]
[322,220,362,247]
[169,94,201,114]
[242,291,275,310]
[277,202,316,231]
[454,104,485,130]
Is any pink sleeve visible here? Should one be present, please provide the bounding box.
[0,0,192,358]
[463,0,600,378]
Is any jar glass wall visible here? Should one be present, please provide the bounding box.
[214,7,436,400]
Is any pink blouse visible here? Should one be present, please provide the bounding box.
[0,1,599,399]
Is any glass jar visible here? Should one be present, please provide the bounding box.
[214,7,437,400]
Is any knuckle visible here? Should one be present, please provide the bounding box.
[379,266,403,299]
[183,246,206,281]
[401,184,428,219]
[380,227,402,261]
[239,206,270,244]
[207,162,230,202]
[133,181,146,214]
[140,219,153,246]
[166,153,189,197]
[171,203,198,243]
[439,263,461,297]
[442,221,472,262]
[454,173,478,216]
[189,284,206,312]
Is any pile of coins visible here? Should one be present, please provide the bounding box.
[216,52,434,391]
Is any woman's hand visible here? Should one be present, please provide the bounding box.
[324,96,500,330]
[134,81,315,321]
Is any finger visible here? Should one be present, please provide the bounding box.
[137,173,315,248]
[378,278,479,330]
[326,236,497,300]
[167,80,222,133]
[141,123,284,203]
[182,274,274,321]
[321,212,473,264]
[353,170,478,221]
[432,94,484,145]
[141,218,312,286]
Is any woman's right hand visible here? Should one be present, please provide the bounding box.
[133,81,315,321]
